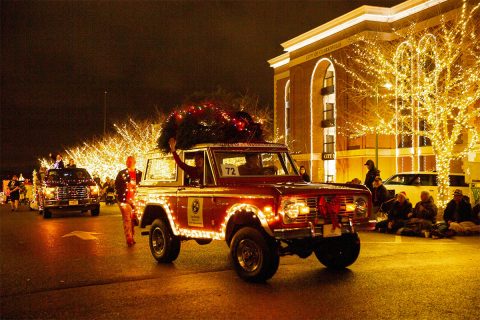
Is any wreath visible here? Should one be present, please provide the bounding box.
[158,102,264,153]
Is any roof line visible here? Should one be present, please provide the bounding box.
[279,0,449,54]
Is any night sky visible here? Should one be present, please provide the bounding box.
[1,0,403,176]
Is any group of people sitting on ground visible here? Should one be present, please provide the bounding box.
[375,188,480,238]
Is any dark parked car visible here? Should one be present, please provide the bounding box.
[38,168,100,218]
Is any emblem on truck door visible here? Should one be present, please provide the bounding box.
[188,198,204,227]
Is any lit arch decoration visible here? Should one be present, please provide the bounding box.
[309,57,336,181]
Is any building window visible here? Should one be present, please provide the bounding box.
[322,134,335,160]
[321,71,335,95]
[321,103,335,127]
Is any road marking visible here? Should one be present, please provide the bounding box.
[62,231,102,240]
[395,235,402,243]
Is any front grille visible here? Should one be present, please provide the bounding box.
[289,195,354,223]
[57,186,88,200]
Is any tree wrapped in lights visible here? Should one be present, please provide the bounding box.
[40,118,162,181]
[336,0,480,207]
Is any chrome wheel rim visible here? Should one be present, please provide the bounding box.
[237,239,262,272]
[152,227,166,256]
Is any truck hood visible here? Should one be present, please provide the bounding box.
[268,182,370,197]
[43,180,97,187]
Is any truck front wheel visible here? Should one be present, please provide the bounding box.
[149,218,181,263]
[314,232,360,269]
[230,227,279,282]
[90,205,100,216]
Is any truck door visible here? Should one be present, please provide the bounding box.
[176,150,216,233]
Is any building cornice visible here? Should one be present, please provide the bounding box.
[269,0,450,68]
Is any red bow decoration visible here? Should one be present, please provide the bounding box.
[326,196,342,230]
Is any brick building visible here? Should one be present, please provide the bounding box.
[268,0,479,184]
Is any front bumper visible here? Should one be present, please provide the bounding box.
[273,224,354,240]
[43,198,100,210]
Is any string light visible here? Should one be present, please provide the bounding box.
[334,0,480,207]
[39,118,163,182]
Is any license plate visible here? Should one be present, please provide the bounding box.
[69,200,78,205]
[323,224,342,237]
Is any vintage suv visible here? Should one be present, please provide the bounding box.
[135,143,372,282]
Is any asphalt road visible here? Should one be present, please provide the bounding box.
[1,203,479,319]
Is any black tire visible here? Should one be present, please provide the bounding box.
[314,233,360,269]
[43,209,52,219]
[230,227,279,282]
[91,205,100,216]
[149,218,181,263]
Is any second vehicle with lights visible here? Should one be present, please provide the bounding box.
[37,168,101,218]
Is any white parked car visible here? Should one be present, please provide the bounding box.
[383,172,473,206]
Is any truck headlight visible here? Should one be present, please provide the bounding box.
[89,185,99,196]
[283,200,310,220]
[44,187,57,200]
[354,197,368,218]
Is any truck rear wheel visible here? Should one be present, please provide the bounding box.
[43,209,52,219]
[314,232,360,269]
[149,218,181,263]
[230,227,279,282]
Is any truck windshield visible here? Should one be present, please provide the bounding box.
[46,169,92,181]
[214,151,298,177]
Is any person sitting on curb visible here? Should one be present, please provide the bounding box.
[372,176,389,217]
[400,191,437,237]
[375,191,412,233]
[444,189,479,235]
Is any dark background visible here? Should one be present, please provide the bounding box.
[1,0,403,177]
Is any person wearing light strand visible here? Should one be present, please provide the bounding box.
[115,156,142,246]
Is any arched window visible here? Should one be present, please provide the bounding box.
[310,58,336,182]
[321,63,336,182]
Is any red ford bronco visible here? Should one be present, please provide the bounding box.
[135,142,371,282]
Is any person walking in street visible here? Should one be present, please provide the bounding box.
[299,166,311,182]
[364,159,380,192]
[115,156,142,246]
[7,175,21,211]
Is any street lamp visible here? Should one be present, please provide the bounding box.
[103,90,107,135]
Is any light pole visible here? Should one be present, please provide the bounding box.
[103,90,107,135]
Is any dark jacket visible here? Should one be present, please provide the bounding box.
[53,160,64,169]
[301,173,311,183]
[365,168,380,192]
[373,184,388,207]
[443,198,473,223]
[387,200,412,222]
[115,168,142,203]
[172,150,203,182]
[411,197,437,223]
